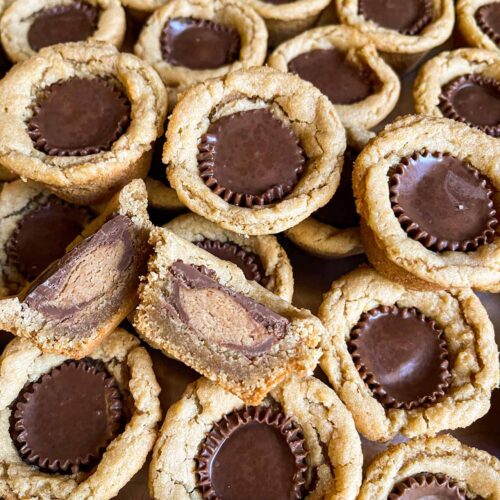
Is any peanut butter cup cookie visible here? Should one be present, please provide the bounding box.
[0,0,126,63]
[359,435,500,499]
[353,115,500,291]
[0,41,167,204]
[165,66,346,236]
[457,0,500,51]
[0,180,95,297]
[134,0,267,106]
[149,375,363,500]
[0,180,152,358]
[166,213,294,301]
[414,48,500,138]
[0,328,162,500]
[133,227,323,405]
[335,0,455,74]
[268,25,400,131]
[318,267,499,442]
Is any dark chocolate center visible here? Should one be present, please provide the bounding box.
[10,359,123,474]
[390,474,466,500]
[28,1,99,52]
[198,109,305,207]
[313,147,360,228]
[358,0,432,35]
[6,197,91,281]
[27,77,131,156]
[160,17,241,70]
[476,2,500,44]
[288,49,373,105]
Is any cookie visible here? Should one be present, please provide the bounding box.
[149,376,363,500]
[0,328,161,500]
[457,0,500,51]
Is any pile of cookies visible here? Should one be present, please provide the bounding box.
[0,0,498,498]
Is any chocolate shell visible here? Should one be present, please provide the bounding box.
[389,473,467,500]
[475,3,500,46]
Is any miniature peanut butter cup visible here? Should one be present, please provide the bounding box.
[28,1,99,52]
[198,109,305,207]
[167,261,289,356]
[6,196,92,281]
[10,359,123,475]
[475,2,500,46]
[390,150,498,252]
[439,74,500,137]
[358,0,433,35]
[161,17,241,70]
[288,49,373,105]
[389,473,467,500]
[348,305,451,410]
[196,240,265,283]
[196,405,308,500]
[27,77,131,156]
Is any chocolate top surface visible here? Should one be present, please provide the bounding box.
[439,74,500,137]
[10,359,123,474]
[390,151,498,252]
[161,17,240,70]
[476,2,500,45]
[288,49,373,105]
[196,406,308,500]
[196,240,265,283]
[313,147,360,228]
[198,109,305,207]
[6,197,91,281]
[358,0,432,35]
[28,1,99,52]
[167,261,289,356]
[348,306,451,410]
[28,77,131,156]
[389,474,467,500]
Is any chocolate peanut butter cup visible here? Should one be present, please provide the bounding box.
[196,405,308,500]
[10,358,123,475]
[6,196,92,281]
[28,1,99,52]
[198,109,306,207]
[475,2,500,46]
[27,77,131,157]
[348,305,451,410]
[389,473,467,500]
[288,49,373,105]
[358,0,433,35]
[390,150,498,252]
[439,74,500,137]
[196,240,265,283]
[161,17,241,70]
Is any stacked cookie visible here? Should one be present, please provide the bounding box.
[0,0,498,499]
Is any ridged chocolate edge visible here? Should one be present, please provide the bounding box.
[348,305,451,410]
[27,77,131,157]
[197,110,305,208]
[389,473,467,499]
[439,74,500,137]
[195,405,308,500]
[36,1,99,27]
[390,149,498,252]
[475,3,500,46]
[10,359,123,475]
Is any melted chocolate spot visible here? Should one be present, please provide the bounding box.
[198,109,305,207]
[476,2,500,46]
[10,359,123,475]
[439,74,500,137]
[348,306,451,410]
[358,0,433,35]
[27,77,131,156]
[313,147,360,228]
[196,240,265,283]
[161,17,241,70]
[6,197,92,281]
[196,406,308,500]
[28,1,99,52]
[389,473,467,500]
[390,151,498,252]
[288,49,373,105]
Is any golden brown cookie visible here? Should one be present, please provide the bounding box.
[318,267,499,442]
[457,0,500,51]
